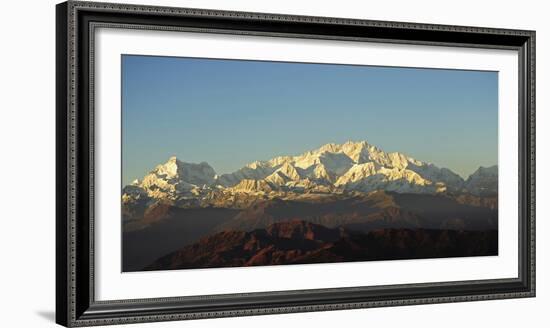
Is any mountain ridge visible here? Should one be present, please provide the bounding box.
[123,141,497,210]
[143,219,498,271]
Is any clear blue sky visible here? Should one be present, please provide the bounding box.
[122,55,498,185]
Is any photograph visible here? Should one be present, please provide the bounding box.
[51,1,537,326]
[121,55,499,272]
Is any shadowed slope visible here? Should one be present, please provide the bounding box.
[144,220,498,271]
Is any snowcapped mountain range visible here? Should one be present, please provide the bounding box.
[122,141,498,209]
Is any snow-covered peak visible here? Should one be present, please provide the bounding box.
[132,156,216,200]
[267,156,293,167]
[150,157,216,186]
[312,140,370,155]
[265,171,289,185]
[276,162,302,181]
[153,156,181,179]
[245,160,268,170]
[335,162,380,185]
[341,141,371,162]
[464,165,498,196]
[315,142,344,154]
[471,165,498,177]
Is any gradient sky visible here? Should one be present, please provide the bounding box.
[122,55,498,186]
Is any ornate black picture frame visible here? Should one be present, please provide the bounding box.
[56,1,535,326]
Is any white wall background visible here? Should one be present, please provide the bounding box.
[0,0,546,327]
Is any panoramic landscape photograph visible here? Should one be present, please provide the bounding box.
[121,55,498,272]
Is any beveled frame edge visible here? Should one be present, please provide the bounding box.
[56,1,535,327]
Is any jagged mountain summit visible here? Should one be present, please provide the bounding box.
[123,141,497,210]
[463,165,498,196]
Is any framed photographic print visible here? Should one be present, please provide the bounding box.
[56,1,535,326]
